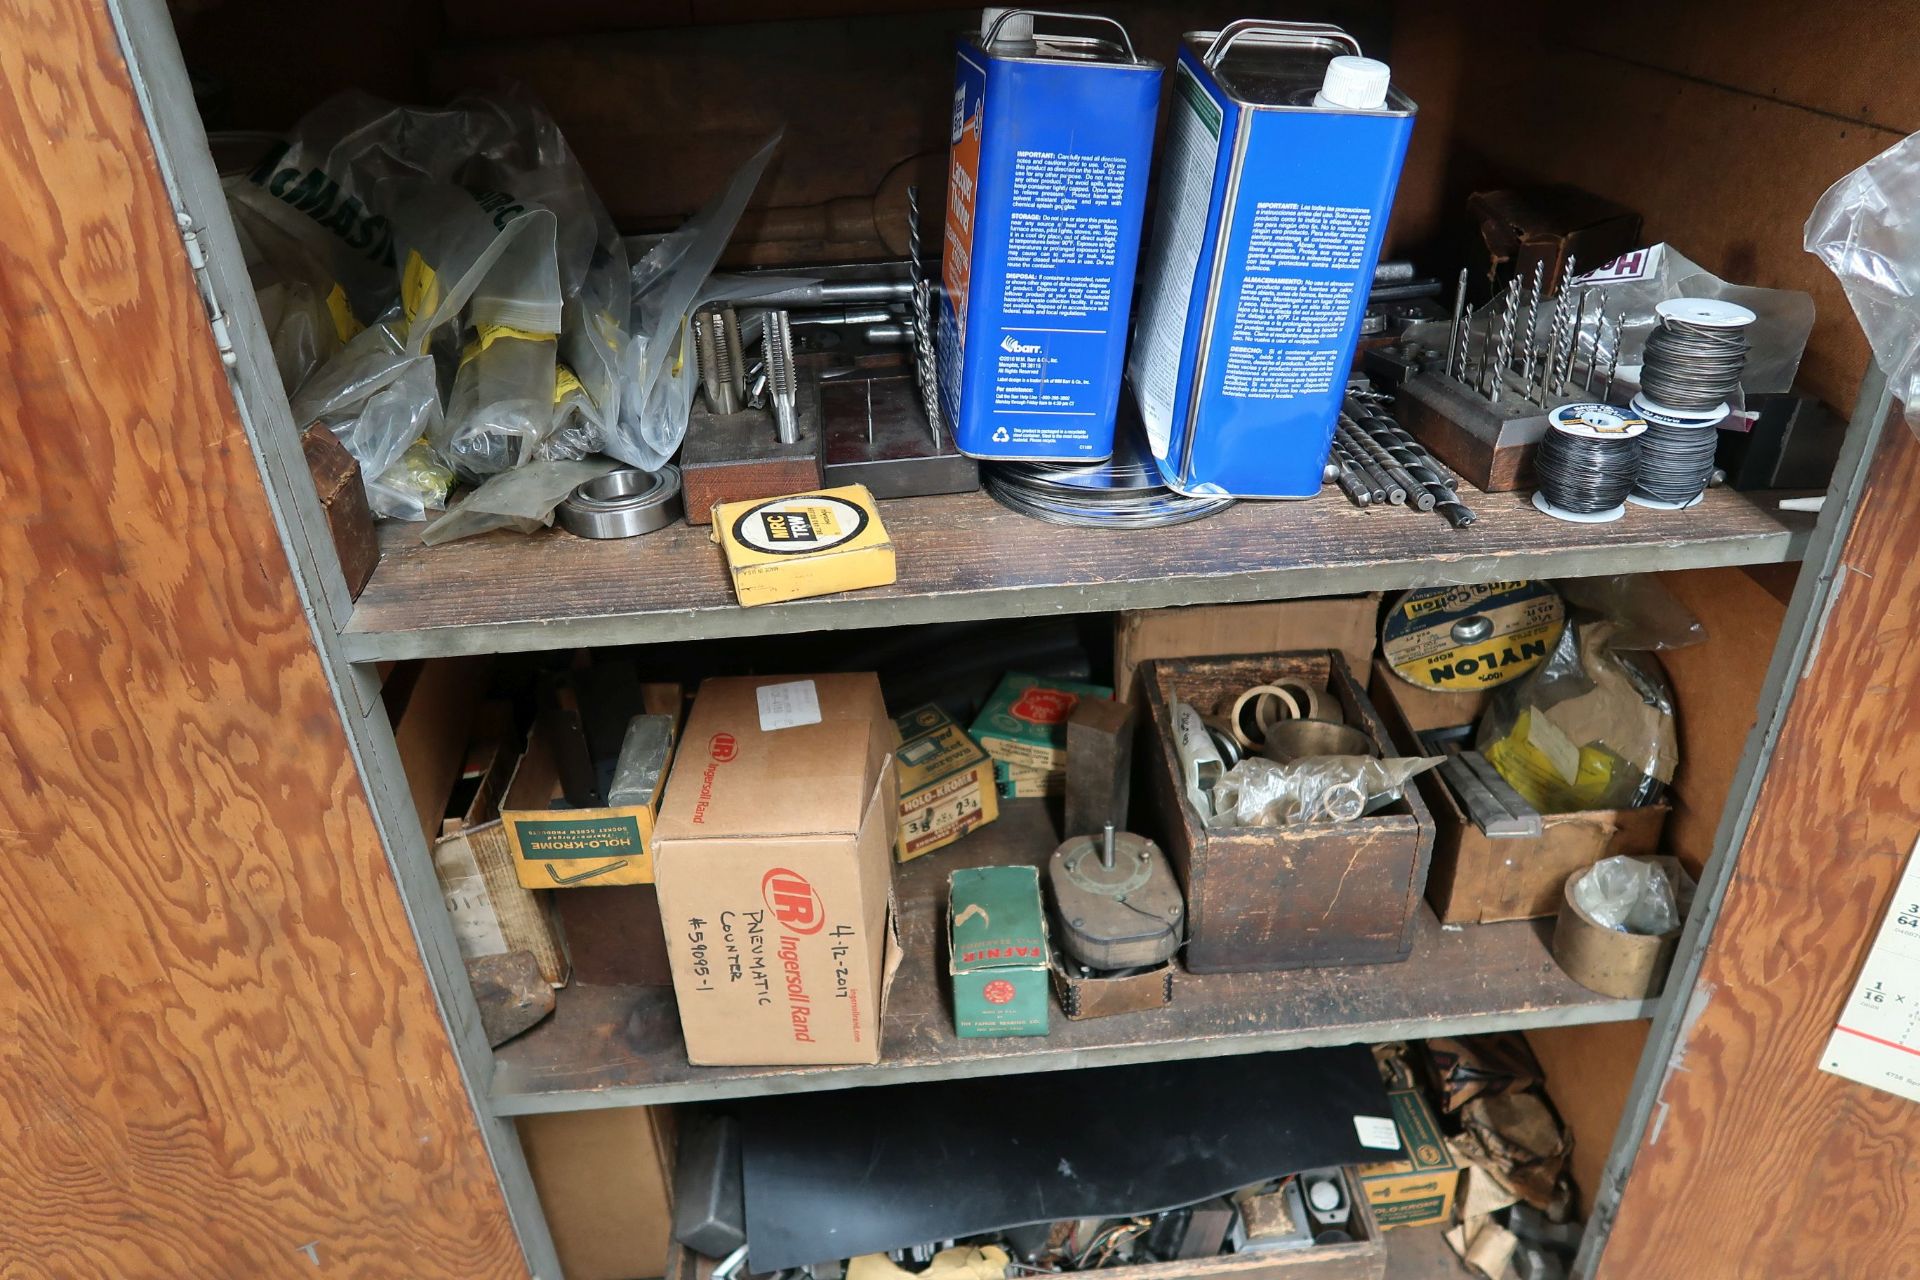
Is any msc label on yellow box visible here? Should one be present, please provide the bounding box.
[712,485,896,606]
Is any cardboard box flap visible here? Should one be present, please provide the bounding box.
[658,675,896,842]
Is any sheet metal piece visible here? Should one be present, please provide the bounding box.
[739,1048,1393,1269]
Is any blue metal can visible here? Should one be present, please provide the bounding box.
[938,10,1161,462]
[1129,22,1416,497]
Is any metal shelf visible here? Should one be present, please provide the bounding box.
[340,486,1810,662]
[489,799,1654,1114]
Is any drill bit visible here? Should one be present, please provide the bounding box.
[1446,268,1468,380]
[1539,256,1577,404]
[1488,278,1521,405]
[1516,262,1546,396]
[1603,308,1626,401]
[1343,398,1432,511]
[1336,420,1406,504]
[1354,406,1477,528]
[764,309,798,444]
[1558,286,1588,397]
[1332,436,1386,504]
[1582,289,1610,393]
[907,185,946,449]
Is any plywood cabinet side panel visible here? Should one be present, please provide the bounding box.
[1597,421,1920,1279]
[0,3,523,1277]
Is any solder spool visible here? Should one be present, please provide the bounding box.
[1639,298,1755,413]
[1627,394,1726,509]
[1531,402,1649,525]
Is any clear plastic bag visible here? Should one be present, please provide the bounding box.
[607,132,782,471]
[437,329,560,475]
[1205,755,1441,829]
[419,457,619,545]
[1807,130,1920,430]
[291,316,453,520]
[237,89,630,506]
[1572,856,1679,935]
[1478,578,1705,813]
[1575,243,1815,397]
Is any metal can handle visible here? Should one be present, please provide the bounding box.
[982,9,1140,63]
[1203,19,1361,69]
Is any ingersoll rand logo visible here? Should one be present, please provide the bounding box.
[763,867,825,934]
[709,732,738,763]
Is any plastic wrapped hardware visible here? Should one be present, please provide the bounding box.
[1478,577,1705,813]
[1572,856,1679,936]
[1205,755,1440,829]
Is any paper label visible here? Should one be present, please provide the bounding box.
[401,249,440,327]
[1822,833,1920,1102]
[1580,244,1664,285]
[1527,710,1584,784]
[325,283,363,344]
[1354,1115,1401,1150]
[460,322,550,365]
[757,680,822,732]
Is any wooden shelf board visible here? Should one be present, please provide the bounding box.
[489,799,1653,1115]
[343,486,1808,661]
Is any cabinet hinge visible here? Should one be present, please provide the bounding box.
[173,209,238,368]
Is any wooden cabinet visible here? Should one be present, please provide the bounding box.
[5,1,1917,1277]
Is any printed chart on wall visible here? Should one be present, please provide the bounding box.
[1821,832,1920,1102]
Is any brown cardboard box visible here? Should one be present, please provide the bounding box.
[431,711,568,986]
[1114,597,1381,703]
[519,1107,675,1280]
[653,674,901,1065]
[1369,660,1667,924]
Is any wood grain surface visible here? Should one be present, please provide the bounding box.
[1388,0,1914,413]
[0,4,522,1276]
[492,799,1652,1112]
[1597,424,1920,1276]
[346,486,1805,660]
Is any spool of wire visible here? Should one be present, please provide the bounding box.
[1627,395,1724,508]
[1638,298,1755,413]
[1531,402,1648,524]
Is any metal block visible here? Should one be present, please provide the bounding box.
[1064,697,1135,838]
[672,1114,746,1258]
[465,951,555,1048]
[821,374,979,499]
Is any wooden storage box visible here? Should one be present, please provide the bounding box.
[1141,652,1435,974]
[1369,660,1668,925]
[662,1167,1386,1280]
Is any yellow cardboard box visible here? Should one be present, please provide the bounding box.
[1358,1080,1461,1230]
[711,484,896,606]
[894,704,998,861]
[501,684,682,890]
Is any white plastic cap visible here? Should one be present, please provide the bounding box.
[1313,55,1391,110]
[1308,1179,1342,1212]
[981,8,1035,47]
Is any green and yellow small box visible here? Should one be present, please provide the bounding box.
[893,704,998,861]
[970,673,1112,773]
[948,865,1050,1037]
